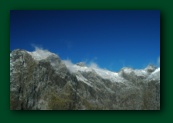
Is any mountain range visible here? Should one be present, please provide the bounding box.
[10,49,160,110]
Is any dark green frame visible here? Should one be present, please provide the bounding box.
[0,0,172,123]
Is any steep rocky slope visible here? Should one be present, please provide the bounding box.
[10,49,160,110]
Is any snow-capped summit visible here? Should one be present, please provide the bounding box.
[145,65,157,73]
[76,62,86,67]
[27,48,58,61]
[147,67,160,81]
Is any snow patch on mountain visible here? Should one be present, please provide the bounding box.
[63,59,160,84]
[63,60,93,73]
[64,60,124,83]
[147,68,160,81]
[27,47,55,60]
[76,73,93,87]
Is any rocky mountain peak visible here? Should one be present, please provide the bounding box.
[76,62,86,67]
[10,49,160,110]
[145,65,157,73]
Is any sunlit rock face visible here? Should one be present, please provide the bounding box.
[10,49,160,110]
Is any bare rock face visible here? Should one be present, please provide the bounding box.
[10,49,76,110]
[10,49,160,110]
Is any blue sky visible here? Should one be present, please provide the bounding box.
[10,10,160,71]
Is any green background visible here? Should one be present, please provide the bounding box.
[0,0,172,123]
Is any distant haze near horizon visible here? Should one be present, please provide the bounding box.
[10,10,160,71]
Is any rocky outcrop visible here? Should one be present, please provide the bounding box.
[10,49,160,110]
[76,62,86,67]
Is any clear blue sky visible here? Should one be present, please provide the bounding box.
[10,10,160,71]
